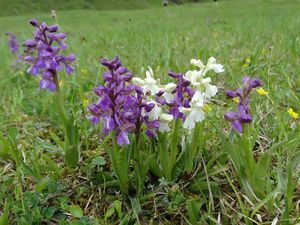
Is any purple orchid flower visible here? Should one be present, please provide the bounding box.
[6,32,19,55]
[224,76,262,133]
[23,19,75,92]
[88,56,159,146]
[157,71,194,119]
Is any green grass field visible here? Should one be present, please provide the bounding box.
[1,0,300,224]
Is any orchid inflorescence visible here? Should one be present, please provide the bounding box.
[89,56,224,145]
[23,19,75,91]
[224,76,262,133]
[6,32,19,55]
[88,57,160,145]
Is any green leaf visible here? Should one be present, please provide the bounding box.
[104,207,115,220]
[0,134,11,159]
[186,199,203,224]
[34,137,61,155]
[0,200,9,225]
[35,176,51,193]
[114,200,122,219]
[90,156,106,167]
[70,205,83,218]
[50,131,65,150]
[65,116,80,166]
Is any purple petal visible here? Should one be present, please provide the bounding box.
[89,116,100,125]
[27,65,39,75]
[224,111,237,122]
[103,71,112,81]
[87,104,101,117]
[144,103,155,112]
[116,67,128,75]
[250,78,262,88]
[53,33,66,41]
[65,64,74,75]
[94,85,107,96]
[231,121,242,133]
[224,90,237,98]
[59,41,67,49]
[39,78,56,92]
[63,54,76,63]
[105,116,115,130]
[236,104,252,122]
[168,71,181,78]
[47,25,59,32]
[24,39,36,48]
[117,131,130,145]
[242,76,251,85]
[145,129,156,138]
[100,58,111,68]
[29,19,38,27]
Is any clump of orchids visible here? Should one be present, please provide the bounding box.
[89,56,224,195]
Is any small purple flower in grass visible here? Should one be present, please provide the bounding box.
[6,32,19,55]
[224,76,262,133]
[23,19,75,91]
[88,56,159,146]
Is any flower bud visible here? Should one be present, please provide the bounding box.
[47,25,59,32]
[29,19,38,27]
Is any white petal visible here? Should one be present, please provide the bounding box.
[146,66,154,78]
[210,63,224,73]
[164,83,176,92]
[163,92,174,104]
[178,107,191,115]
[191,91,204,104]
[190,107,205,123]
[205,84,218,98]
[201,77,212,84]
[147,102,162,120]
[190,58,205,69]
[183,115,195,130]
[160,113,173,122]
[159,121,171,132]
[132,77,145,86]
[207,57,217,65]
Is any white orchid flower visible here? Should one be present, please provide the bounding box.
[160,82,176,104]
[184,70,203,86]
[146,101,162,121]
[132,66,160,95]
[184,74,218,99]
[142,100,174,132]
[158,113,173,132]
[205,57,224,74]
[201,78,218,98]
[189,57,224,77]
[191,90,205,103]
[179,101,205,130]
[190,58,205,70]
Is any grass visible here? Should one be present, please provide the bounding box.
[0,0,300,224]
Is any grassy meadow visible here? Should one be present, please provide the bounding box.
[0,0,300,224]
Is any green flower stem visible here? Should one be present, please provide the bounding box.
[53,73,68,125]
[185,122,203,172]
[170,119,180,168]
[158,132,172,181]
[53,72,79,166]
[111,132,129,195]
[242,124,254,177]
[134,124,142,196]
